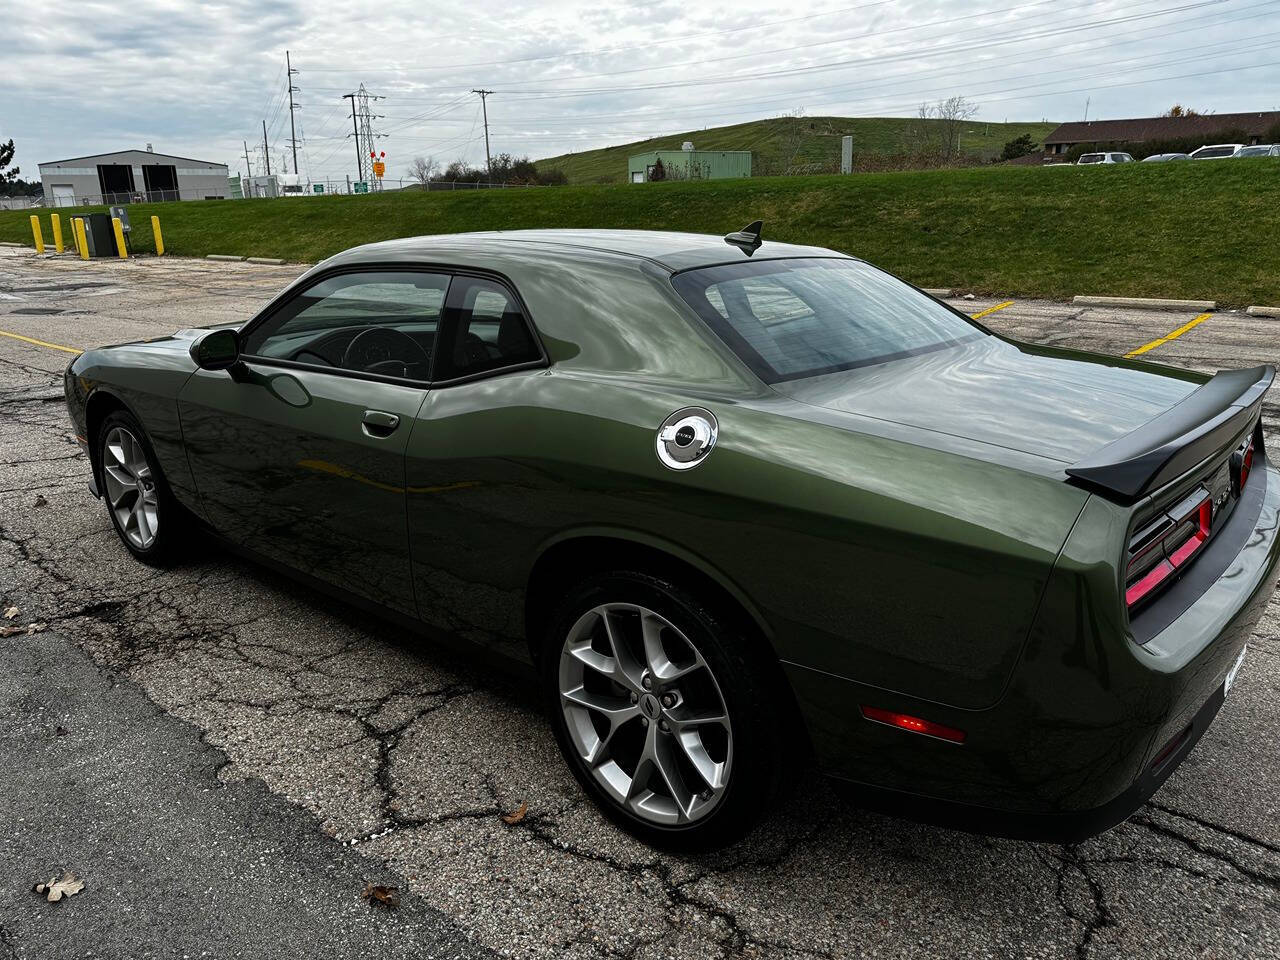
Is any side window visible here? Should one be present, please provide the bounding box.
[241,271,448,380]
[434,276,541,380]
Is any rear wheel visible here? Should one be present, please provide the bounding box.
[543,570,788,850]
[97,410,187,565]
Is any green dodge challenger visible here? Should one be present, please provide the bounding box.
[64,226,1277,849]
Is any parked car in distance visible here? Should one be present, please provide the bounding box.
[1236,144,1280,158]
[63,226,1278,850]
[1189,144,1244,159]
[1077,152,1134,164]
[1141,153,1190,162]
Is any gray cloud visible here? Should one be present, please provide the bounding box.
[5,0,1278,182]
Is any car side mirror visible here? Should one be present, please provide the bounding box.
[190,328,240,371]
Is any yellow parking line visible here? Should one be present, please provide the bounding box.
[971,300,1015,320]
[1125,313,1211,358]
[0,329,82,354]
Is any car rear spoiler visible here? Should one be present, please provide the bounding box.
[1066,364,1273,502]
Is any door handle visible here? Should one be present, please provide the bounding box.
[362,409,400,437]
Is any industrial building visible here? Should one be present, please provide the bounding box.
[628,143,751,183]
[38,147,230,207]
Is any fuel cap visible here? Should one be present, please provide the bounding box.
[656,407,718,471]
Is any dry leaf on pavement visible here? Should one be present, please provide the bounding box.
[33,872,85,902]
[501,801,528,825]
[3,607,17,620]
[362,883,400,909]
[33,495,48,508]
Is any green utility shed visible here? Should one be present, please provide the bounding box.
[628,147,752,183]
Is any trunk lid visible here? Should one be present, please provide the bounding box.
[769,337,1203,464]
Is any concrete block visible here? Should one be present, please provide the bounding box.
[245,257,287,265]
[1245,305,1280,318]
[206,254,246,262]
[1073,295,1215,311]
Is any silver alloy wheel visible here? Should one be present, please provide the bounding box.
[559,602,733,825]
[102,426,159,550]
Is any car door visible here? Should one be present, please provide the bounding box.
[178,269,448,616]
[401,273,549,655]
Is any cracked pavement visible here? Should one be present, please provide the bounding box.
[0,249,1277,959]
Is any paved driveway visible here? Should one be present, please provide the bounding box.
[1,250,1277,959]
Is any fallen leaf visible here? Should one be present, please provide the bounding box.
[33,495,47,508]
[0,626,20,637]
[501,801,528,825]
[362,883,400,910]
[3,607,17,620]
[26,622,48,635]
[33,872,84,903]
[55,726,68,737]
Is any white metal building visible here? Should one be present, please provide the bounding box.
[38,148,230,207]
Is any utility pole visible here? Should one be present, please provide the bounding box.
[262,119,272,176]
[343,93,362,182]
[243,140,253,178]
[472,89,493,177]
[1084,97,1090,123]
[286,50,300,175]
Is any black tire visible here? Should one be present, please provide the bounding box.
[542,569,790,850]
[97,409,190,566]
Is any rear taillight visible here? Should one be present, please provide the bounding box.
[1233,436,1255,493]
[1126,490,1212,611]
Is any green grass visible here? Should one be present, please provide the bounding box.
[534,116,1059,184]
[4,160,1277,306]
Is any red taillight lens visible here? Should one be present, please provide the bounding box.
[1240,443,1254,490]
[860,705,966,744]
[1126,492,1212,611]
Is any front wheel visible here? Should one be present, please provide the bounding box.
[97,409,188,566]
[543,570,789,850]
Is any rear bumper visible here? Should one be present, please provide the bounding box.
[789,460,1279,840]
[827,681,1225,844]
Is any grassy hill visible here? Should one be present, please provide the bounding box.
[534,116,1059,184]
[4,160,1277,305]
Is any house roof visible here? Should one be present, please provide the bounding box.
[38,149,228,168]
[1044,111,1280,145]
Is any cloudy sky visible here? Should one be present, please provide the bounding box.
[7,0,1278,182]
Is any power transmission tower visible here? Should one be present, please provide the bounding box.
[286,50,301,175]
[262,119,272,176]
[472,89,493,177]
[342,84,385,189]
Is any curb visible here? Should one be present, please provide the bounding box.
[1246,305,1280,318]
[0,241,23,247]
[922,288,952,297]
[206,254,246,262]
[245,257,287,265]
[1073,295,1216,311]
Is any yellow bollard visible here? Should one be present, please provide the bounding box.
[75,218,89,261]
[69,217,79,255]
[111,217,128,259]
[29,215,44,253]
[50,214,64,254]
[151,215,164,256]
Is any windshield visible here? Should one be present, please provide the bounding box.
[1195,146,1236,158]
[671,258,984,383]
[1078,154,1104,164]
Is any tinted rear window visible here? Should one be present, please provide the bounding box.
[1195,147,1236,158]
[671,258,984,383]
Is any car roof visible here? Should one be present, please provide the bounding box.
[325,229,847,273]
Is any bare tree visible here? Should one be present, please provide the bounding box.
[935,95,978,162]
[406,155,439,187]
[906,101,939,156]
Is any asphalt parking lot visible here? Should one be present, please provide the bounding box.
[1,248,1278,959]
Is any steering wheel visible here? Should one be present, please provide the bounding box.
[341,327,430,378]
